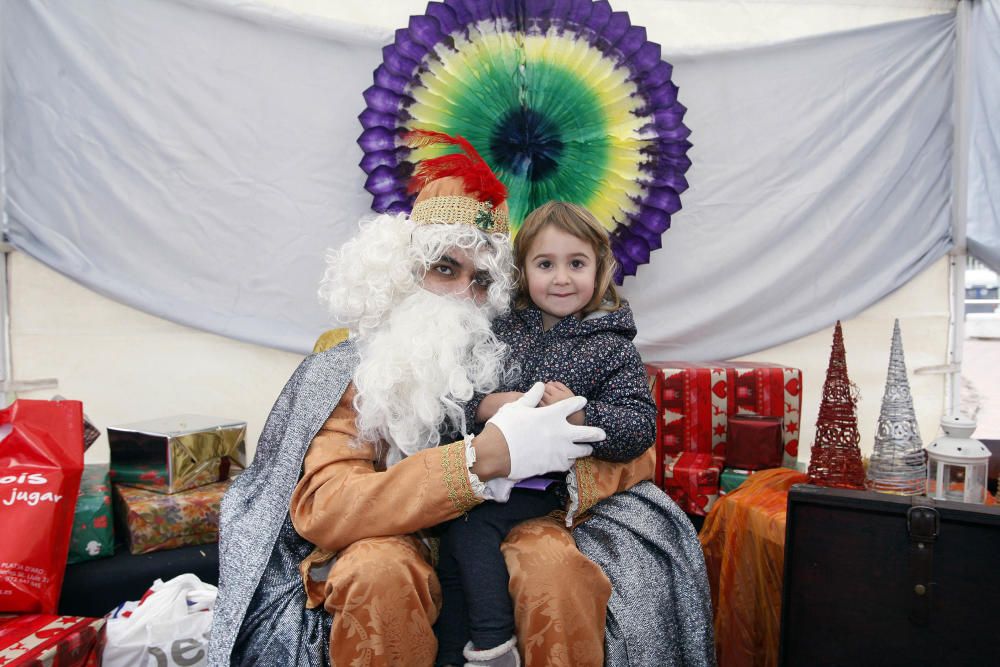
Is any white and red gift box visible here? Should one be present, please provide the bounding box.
[645,361,802,489]
[662,452,722,516]
[0,614,103,667]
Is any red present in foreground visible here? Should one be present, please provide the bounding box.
[0,614,103,667]
[662,452,721,516]
[646,362,802,486]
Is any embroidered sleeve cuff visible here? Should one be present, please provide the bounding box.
[568,457,597,525]
[440,439,480,513]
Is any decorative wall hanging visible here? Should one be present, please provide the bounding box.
[358,0,692,282]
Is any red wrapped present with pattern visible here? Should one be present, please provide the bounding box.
[662,452,721,516]
[645,361,802,487]
[0,614,103,667]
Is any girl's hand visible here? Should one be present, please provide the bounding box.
[540,381,574,405]
[541,381,586,425]
[475,391,525,422]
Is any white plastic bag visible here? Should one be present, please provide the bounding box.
[102,573,218,667]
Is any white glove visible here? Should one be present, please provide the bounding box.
[482,477,517,503]
[487,382,605,480]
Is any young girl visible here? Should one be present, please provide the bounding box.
[434,201,656,667]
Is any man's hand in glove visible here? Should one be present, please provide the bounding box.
[486,381,605,480]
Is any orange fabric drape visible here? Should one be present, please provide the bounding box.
[699,468,807,667]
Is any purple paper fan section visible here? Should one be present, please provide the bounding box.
[358,0,692,282]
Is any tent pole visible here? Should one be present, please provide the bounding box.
[0,0,6,403]
[0,246,12,406]
[946,0,972,417]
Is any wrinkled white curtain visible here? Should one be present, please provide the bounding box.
[2,0,955,358]
[630,13,954,358]
[967,0,1000,271]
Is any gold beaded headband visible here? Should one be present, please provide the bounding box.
[410,195,510,235]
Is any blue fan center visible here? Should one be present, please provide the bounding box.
[489,107,563,182]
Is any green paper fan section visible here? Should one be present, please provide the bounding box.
[407,31,648,234]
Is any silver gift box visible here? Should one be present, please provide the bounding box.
[108,414,246,494]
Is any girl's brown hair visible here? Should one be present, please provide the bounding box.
[513,201,621,315]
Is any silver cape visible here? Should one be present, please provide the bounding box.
[208,342,715,666]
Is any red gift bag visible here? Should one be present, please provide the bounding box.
[0,400,84,613]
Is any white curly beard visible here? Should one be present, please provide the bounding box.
[352,289,507,466]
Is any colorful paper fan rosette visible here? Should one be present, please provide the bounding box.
[358,0,692,282]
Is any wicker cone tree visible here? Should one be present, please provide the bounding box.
[808,321,866,489]
[865,320,927,495]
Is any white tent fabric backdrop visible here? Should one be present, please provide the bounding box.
[3,0,957,359]
[968,0,1000,271]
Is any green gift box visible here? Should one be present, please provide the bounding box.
[720,467,754,496]
[66,464,114,564]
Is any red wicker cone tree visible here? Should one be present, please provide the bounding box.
[807,321,866,489]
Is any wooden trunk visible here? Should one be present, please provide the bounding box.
[780,484,1000,666]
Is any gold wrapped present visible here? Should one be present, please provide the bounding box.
[108,415,246,494]
[114,481,229,554]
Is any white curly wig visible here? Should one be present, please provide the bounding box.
[319,213,514,336]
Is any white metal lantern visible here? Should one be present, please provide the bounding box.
[926,415,990,504]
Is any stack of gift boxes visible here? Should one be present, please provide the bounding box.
[65,415,246,561]
[106,415,246,556]
[1,410,247,664]
[645,362,802,516]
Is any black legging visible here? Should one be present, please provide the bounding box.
[433,487,562,665]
